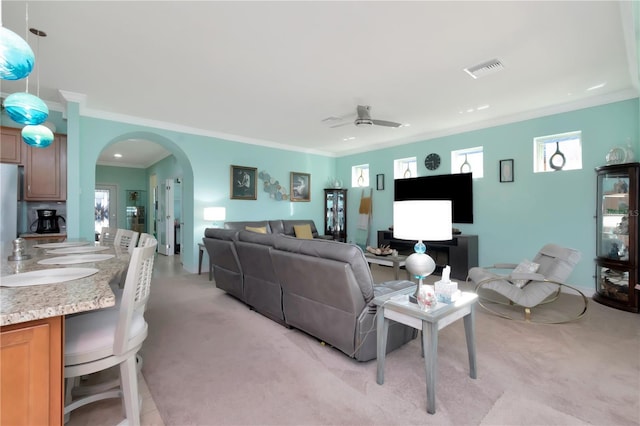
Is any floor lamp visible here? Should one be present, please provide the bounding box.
[393,200,453,303]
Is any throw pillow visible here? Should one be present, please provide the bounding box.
[293,224,313,239]
[245,226,267,234]
[511,259,540,288]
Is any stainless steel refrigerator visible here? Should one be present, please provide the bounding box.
[0,163,18,255]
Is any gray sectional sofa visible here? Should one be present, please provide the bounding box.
[202,226,417,361]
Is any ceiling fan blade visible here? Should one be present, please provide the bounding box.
[329,121,352,128]
[372,119,402,128]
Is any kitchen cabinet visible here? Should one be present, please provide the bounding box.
[0,126,23,164]
[0,316,63,426]
[593,163,639,312]
[24,134,67,201]
[324,188,347,242]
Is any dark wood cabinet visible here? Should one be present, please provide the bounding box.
[324,189,347,242]
[377,230,478,281]
[0,126,23,164]
[1,126,67,201]
[24,134,67,201]
[593,163,639,313]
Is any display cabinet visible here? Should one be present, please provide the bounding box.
[593,163,639,313]
[324,189,347,242]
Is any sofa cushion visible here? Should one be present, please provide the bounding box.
[224,221,272,233]
[246,226,268,234]
[293,224,313,239]
[282,220,319,238]
[512,259,540,288]
[268,220,285,235]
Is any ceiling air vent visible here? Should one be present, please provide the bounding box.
[463,59,504,79]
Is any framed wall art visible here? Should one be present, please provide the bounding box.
[376,174,385,190]
[499,159,514,183]
[230,165,257,200]
[290,172,311,202]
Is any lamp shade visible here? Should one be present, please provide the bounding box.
[0,27,35,80]
[204,207,226,222]
[21,124,54,148]
[393,200,453,241]
[3,92,49,125]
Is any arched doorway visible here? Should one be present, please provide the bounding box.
[94,133,194,271]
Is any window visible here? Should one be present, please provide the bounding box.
[351,164,370,187]
[533,131,582,173]
[394,157,417,179]
[451,147,484,178]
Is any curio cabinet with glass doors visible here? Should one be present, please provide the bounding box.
[594,163,639,312]
[324,189,347,242]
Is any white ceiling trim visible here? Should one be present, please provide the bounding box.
[80,103,337,158]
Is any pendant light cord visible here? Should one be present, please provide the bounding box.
[24,3,29,93]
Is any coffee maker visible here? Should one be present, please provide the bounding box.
[30,209,66,234]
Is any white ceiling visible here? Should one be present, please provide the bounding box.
[2,1,638,167]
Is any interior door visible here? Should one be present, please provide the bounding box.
[95,184,118,241]
[156,179,174,256]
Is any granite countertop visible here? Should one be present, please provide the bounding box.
[19,233,68,238]
[0,245,128,326]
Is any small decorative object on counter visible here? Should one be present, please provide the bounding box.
[434,265,460,303]
[416,284,437,310]
[7,238,32,261]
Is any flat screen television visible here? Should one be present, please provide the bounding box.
[394,173,474,223]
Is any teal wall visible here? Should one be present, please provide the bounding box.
[95,165,147,230]
[66,114,335,273]
[336,98,639,291]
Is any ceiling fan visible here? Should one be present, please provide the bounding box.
[323,105,402,128]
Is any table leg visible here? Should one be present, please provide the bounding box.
[463,304,477,379]
[198,245,204,275]
[393,261,400,280]
[422,320,438,414]
[376,309,389,385]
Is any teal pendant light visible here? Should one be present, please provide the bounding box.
[3,92,49,125]
[0,27,35,80]
[21,124,54,148]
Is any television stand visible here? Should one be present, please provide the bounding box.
[377,230,478,281]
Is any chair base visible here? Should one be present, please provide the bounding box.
[475,282,588,324]
[64,354,144,425]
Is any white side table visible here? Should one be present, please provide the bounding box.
[373,286,478,414]
[364,252,409,280]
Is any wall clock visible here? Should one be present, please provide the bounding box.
[424,153,441,171]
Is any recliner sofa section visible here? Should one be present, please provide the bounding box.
[234,230,285,324]
[270,235,417,361]
[202,228,243,300]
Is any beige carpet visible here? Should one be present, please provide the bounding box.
[142,261,640,426]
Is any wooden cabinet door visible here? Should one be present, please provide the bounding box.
[0,126,23,164]
[0,317,63,426]
[24,135,67,201]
